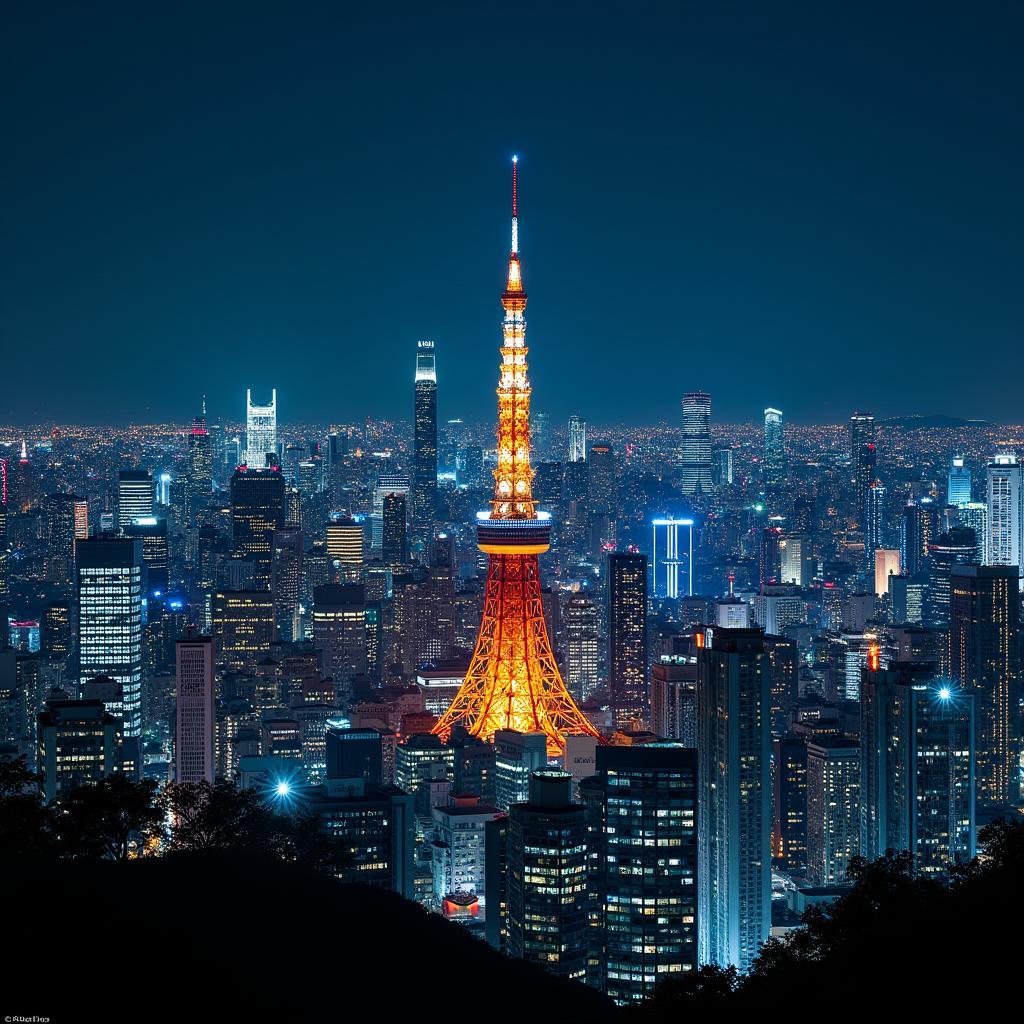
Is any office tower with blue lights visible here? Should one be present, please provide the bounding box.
[117,469,153,530]
[608,550,648,726]
[412,340,438,531]
[680,391,713,495]
[245,389,277,468]
[861,660,975,873]
[864,479,886,580]
[949,564,1020,807]
[76,536,144,737]
[711,446,733,487]
[175,633,215,784]
[123,515,169,600]
[582,743,698,1003]
[651,517,694,599]
[948,455,971,506]
[925,527,977,628]
[506,769,588,980]
[568,415,587,462]
[763,407,787,485]
[986,454,1023,588]
[696,626,771,973]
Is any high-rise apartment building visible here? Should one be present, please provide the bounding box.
[805,736,860,885]
[565,595,599,702]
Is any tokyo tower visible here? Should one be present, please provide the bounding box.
[433,157,601,756]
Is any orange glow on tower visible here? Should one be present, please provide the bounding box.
[433,158,601,756]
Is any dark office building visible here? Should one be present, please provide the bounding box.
[607,551,648,727]
[583,743,698,1004]
[948,564,1021,807]
[230,467,285,590]
[506,770,588,981]
[326,727,383,784]
[382,491,408,565]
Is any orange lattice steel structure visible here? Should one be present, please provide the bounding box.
[433,158,601,756]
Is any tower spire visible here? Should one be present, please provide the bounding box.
[511,154,519,254]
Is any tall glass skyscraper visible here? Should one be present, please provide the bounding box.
[763,407,787,486]
[76,536,145,737]
[568,415,587,463]
[245,389,277,468]
[116,469,153,530]
[680,391,713,495]
[607,551,648,726]
[412,340,438,530]
[948,455,972,506]
[651,517,694,598]
[986,453,1023,588]
[696,626,771,973]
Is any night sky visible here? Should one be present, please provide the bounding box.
[3,3,1022,426]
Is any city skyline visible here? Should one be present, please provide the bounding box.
[4,5,1023,425]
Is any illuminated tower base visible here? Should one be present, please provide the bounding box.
[434,156,599,757]
[435,520,600,755]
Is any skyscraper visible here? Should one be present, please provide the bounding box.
[245,389,277,468]
[696,626,771,973]
[861,661,976,872]
[948,455,972,506]
[76,536,144,737]
[805,736,860,885]
[270,527,304,642]
[763,407,787,486]
[230,467,285,590]
[175,634,215,784]
[371,473,410,551]
[506,770,588,980]
[565,595,599,702]
[312,584,367,695]
[568,415,587,463]
[432,158,599,755]
[849,411,876,489]
[680,391,713,495]
[583,743,698,1002]
[651,517,694,599]
[382,492,408,565]
[607,551,648,726]
[864,479,886,579]
[117,470,153,530]
[412,340,438,530]
[325,516,364,583]
[986,454,1023,588]
[949,564,1020,806]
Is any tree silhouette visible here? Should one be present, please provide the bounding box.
[56,775,162,861]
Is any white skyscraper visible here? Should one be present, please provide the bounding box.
[651,517,695,598]
[568,415,587,463]
[246,389,277,468]
[986,454,1023,588]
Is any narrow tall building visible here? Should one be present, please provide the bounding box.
[77,536,144,737]
[680,391,713,495]
[607,551,648,726]
[696,626,771,973]
[805,736,860,885]
[949,564,1020,806]
[565,595,599,702]
[117,470,153,530]
[568,415,587,463]
[230,467,285,590]
[986,454,1023,587]
[175,634,215,784]
[763,407,787,486]
[412,340,438,531]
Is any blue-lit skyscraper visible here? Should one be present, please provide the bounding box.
[763,407,787,486]
[651,517,694,599]
[948,456,971,507]
[696,626,771,972]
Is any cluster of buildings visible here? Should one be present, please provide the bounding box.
[0,162,1020,1005]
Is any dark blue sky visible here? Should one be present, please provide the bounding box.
[3,2,1022,426]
